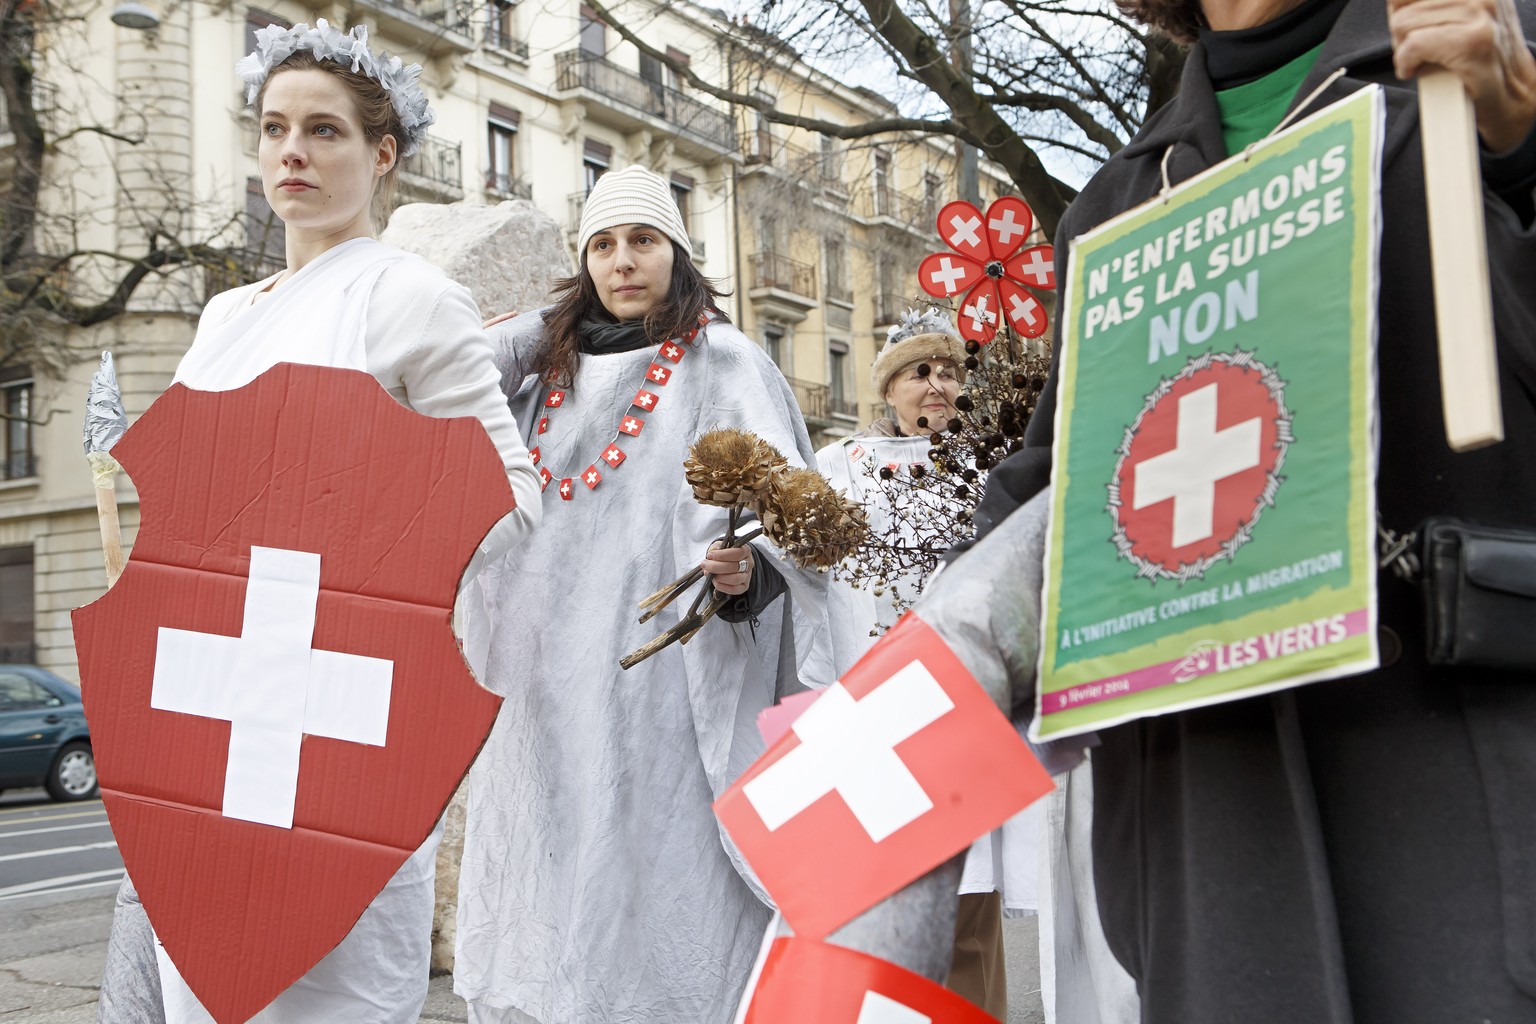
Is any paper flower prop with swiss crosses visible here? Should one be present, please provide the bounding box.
[918,196,1056,344]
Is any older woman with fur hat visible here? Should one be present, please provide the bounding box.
[866,308,969,437]
[816,308,1045,1019]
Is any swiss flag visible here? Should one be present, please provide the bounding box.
[619,415,644,437]
[545,390,566,408]
[602,444,626,467]
[582,464,603,489]
[558,478,573,500]
[537,416,549,435]
[529,445,540,465]
[539,466,552,491]
[646,363,673,386]
[633,388,660,411]
[659,342,685,363]
[742,937,998,1023]
[715,613,1052,941]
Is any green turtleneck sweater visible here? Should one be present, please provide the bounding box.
[1214,42,1326,154]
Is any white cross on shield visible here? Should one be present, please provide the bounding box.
[151,547,393,829]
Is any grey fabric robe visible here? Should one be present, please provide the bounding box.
[454,313,841,1024]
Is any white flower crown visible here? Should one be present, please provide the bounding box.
[235,19,435,157]
[886,307,959,347]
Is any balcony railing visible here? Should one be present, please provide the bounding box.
[829,392,859,418]
[749,251,817,300]
[400,134,463,197]
[356,0,474,37]
[555,51,735,154]
[486,171,533,200]
[785,376,833,424]
[739,132,842,184]
[485,29,529,59]
[861,185,939,229]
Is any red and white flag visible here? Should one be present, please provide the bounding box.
[741,937,999,1024]
[714,613,1053,940]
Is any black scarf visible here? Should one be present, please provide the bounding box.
[1199,0,1349,90]
[578,317,653,355]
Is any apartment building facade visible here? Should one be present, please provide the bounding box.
[2,0,1027,679]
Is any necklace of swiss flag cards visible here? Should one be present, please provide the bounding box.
[534,312,712,502]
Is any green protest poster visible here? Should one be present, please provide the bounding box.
[1033,87,1384,742]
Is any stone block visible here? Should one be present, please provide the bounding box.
[381,200,572,321]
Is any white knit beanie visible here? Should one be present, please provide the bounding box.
[871,308,968,397]
[577,165,692,258]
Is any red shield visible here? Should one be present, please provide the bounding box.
[72,364,512,1023]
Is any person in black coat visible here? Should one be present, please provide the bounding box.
[969,0,1536,1020]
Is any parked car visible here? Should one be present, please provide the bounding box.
[0,665,96,802]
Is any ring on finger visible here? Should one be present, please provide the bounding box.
[737,558,749,574]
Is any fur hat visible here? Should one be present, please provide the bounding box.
[577,165,692,258]
[871,308,967,397]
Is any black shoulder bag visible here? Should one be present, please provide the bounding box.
[1383,518,1536,669]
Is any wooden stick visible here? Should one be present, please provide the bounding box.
[635,527,764,620]
[87,451,125,589]
[638,568,705,622]
[679,592,728,646]
[1418,68,1504,451]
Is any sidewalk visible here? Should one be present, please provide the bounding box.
[0,892,1040,1022]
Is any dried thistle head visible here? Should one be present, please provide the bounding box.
[760,466,870,569]
[685,428,788,508]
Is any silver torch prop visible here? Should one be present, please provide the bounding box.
[83,352,128,589]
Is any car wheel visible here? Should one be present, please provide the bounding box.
[45,742,98,802]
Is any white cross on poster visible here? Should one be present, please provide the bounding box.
[1133,384,1261,548]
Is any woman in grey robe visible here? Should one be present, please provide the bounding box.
[454,165,839,1024]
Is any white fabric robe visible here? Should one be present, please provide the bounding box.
[455,313,836,1024]
[138,237,539,1024]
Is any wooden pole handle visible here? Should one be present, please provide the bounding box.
[94,480,125,588]
[87,451,125,589]
[1418,68,1504,451]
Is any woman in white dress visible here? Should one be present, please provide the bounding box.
[96,21,541,1024]
[454,165,835,1024]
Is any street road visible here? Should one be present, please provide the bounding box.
[0,792,123,906]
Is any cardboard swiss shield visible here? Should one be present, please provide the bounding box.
[72,364,512,1023]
